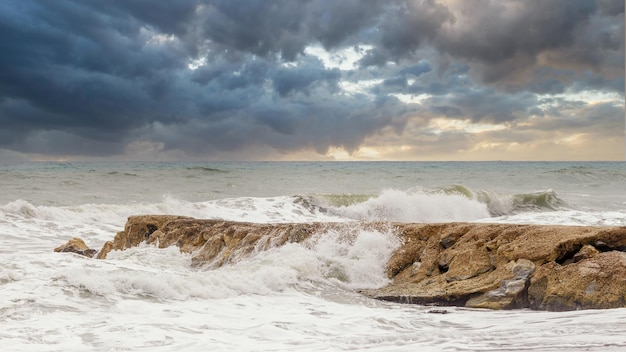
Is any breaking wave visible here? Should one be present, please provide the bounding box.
[298,185,571,222]
[1,184,572,237]
[297,189,491,223]
[437,185,569,216]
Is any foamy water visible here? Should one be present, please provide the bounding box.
[1,161,626,351]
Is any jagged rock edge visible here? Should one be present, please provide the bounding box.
[56,215,626,311]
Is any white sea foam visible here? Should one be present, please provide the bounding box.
[0,195,344,230]
[483,210,626,226]
[302,228,400,289]
[328,189,492,222]
[2,161,625,351]
[4,243,625,351]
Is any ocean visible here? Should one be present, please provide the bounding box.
[1,161,625,351]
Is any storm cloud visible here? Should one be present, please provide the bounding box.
[0,0,623,160]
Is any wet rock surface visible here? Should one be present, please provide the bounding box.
[58,216,626,310]
[54,237,97,258]
[364,222,626,311]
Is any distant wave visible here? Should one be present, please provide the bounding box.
[297,189,491,223]
[549,165,595,176]
[186,166,228,173]
[437,185,569,216]
[0,186,570,229]
[0,194,343,226]
[106,171,139,177]
[297,185,572,223]
[0,186,578,229]
[546,165,626,181]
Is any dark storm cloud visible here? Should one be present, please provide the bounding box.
[400,62,432,77]
[272,58,341,97]
[0,0,408,157]
[197,0,391,60]
[104,0,200,37]
[0,0,188,136]
[149,84,413,156]
[517,100,625,134]
[433,0,624,88]
[199,0,309,60]
[0,0,622,159]
[358,0,453,67]
[427,89,539,123]
[439,1,596,63]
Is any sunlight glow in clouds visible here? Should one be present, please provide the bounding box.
[304,45,366,71]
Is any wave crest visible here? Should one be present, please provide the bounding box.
[300,189,491,223]
[299,185,571,222]
[438,185,569,216]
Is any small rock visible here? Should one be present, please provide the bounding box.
[573,245,600,263]
[54,238,97,258]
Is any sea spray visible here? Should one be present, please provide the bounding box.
[60,226,400,301]
[3,161,626,351]
[303,228,400,289]
[325,189,491,222]
[435,185,571,216]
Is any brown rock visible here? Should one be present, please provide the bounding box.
[365,223,626,311]
[528,251,626,311]
[465,259,535,309]
[54,237,97,258]
[94,216,626,310]
[572,244,600,263]
[96,215,192,259]
[97,215,388,267]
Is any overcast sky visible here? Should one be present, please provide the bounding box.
[0,0,624,161]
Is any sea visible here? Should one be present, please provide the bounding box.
[1,161,625,351]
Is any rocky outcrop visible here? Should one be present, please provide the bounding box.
[54,237,97,258]
[96,215,193,260]
[96,215,384,267]
[60,215,626,311]
[366,222,626,311]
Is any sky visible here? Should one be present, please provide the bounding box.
[0,0,624,161]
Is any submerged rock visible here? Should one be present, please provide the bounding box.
[54,237,97,258]
[59,215,626,311]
